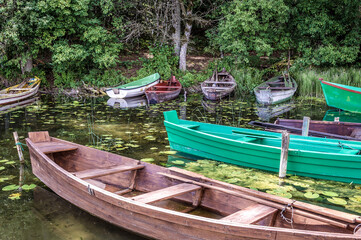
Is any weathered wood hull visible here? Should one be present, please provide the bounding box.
[201,70,236,101]
[26,132,361,239]
[145,76,182,104]
[320,80,361,113]
[0,78,40,105]
[254,76,297,105]
[164,110,361,184]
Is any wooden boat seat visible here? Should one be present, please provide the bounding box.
[258,87,294,90]
[338,149,360,155]
[202,87,233,90]
[181,124,200,129]
[221,204,278,224]
[236,137,257,142]
[151,86,180,89]
[203,81,235,84]
[34,141,78,154]
[72,165,144,180]
[8,88,31,91]
[131,183,201,204]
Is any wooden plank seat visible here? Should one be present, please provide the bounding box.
[131,183,201,204]
[72,165,144,180]
[152,86,180,89]
[34,141,78,154]
[202,87,233,90]
[221,204,278,224]
[203,81,235,84]
[258,86,293,90]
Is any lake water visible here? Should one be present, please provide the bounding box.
[1,93,361,239]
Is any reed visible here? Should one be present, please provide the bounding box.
[292,68,361,98]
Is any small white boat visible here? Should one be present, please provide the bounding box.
[254,74,297,105]
[106,73,160,99]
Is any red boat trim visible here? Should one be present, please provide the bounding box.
[321,80,361,95]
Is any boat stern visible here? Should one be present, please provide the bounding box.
[163,110,179,124]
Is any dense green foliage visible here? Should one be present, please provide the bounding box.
[0,0,360,91]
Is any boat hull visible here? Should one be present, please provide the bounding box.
[0,80,40,105]
[320,80,361,113]
[254,76,297,105]
[164,111,361,184]
[145,76,182,104]
[201,70,236,101]
[26,133,359,240]
[106,80,159,98]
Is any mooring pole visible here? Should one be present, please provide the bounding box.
[13,132,25,191]
[279,131,290,185]
[302,116,310,136]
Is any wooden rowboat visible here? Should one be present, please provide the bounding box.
[0,77,41,105]
[106,73,160,99]
[145,76,182,104]
[201,68,236,100]
[320,79,361,113]
[249,119,361,141]
[164,110,361,184]
[26,131,361,239]
[254,74,297,105]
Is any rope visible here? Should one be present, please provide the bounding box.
[338,141,358,151]
[354,223,361,234]
[280,200,296,228]
[15,142,27,151]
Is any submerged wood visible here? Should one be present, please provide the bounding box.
[26,131,361,239]
[0,77,41,105]
[254,74,297,105]
[145,76,182,104]
[249,119,361,141]
[201,68,236,101]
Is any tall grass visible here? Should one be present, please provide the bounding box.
[231,68,264,95]
[292,68,361,98]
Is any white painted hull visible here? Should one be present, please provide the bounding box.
[255,88,297,105]
[106,80,159,99]
[107,97,147,108]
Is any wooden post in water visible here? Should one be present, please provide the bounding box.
[13,132,25,191]
[279,131,290,185]
[302,116,310,136]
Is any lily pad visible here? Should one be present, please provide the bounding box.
[150,147,158,150]
[4,161,16,165]
[2,184,19,191]
[0,166,5,171]
[141,158,155,162]
[0,160,9,163]
[159,151,177,155]
[22,184,36,190]
[322,191,339,197]
[304,192,319,199]
[8,193,21,200]
[327,197,347,205]
[172,160,185,165]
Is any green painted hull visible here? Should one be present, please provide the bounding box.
[113,73,160,90]
[320,80,361,113]
[164,110,361,184]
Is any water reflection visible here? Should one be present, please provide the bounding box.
[323,109,361,123]
[255,100,295,122]
[107,97,147,109]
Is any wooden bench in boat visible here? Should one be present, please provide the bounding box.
[202,87,233,90]
[221,204,278,224]
[72,165,144,180]
[203,81,235,84]
[258,87,294,90]
[132,183,201,204]
[33,141,78,154]
[180,124,200,129]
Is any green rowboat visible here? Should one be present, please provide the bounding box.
[320,79,361,113]
[106,73,160,99]
[164,110,361,184]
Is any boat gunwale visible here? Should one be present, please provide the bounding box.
[25,136,359,239]
[321,80,361,95]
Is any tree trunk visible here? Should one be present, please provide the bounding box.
[179,15,192,71]
[20,54,33,74]
[172,0,181,55]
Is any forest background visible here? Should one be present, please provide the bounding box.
[0,0,360,97]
